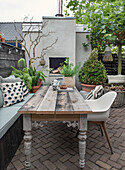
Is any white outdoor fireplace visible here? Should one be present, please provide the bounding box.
[24,16,91,89]
[49,57,67,75]
[41,16,76,85]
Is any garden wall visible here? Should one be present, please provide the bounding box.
[0,42,25,78]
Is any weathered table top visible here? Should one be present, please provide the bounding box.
[18,86,92,121]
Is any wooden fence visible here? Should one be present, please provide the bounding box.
[99,54,125,75]
[0,42,25,78]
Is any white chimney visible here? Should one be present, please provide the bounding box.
[56,0,63,17]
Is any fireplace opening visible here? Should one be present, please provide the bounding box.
[49,57,67,75]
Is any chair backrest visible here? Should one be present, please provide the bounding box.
[86,91,117,112]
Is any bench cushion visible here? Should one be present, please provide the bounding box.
[0,93,34,138]
[0,76,21,83]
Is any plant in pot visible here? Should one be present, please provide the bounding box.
[11,58,47,93]
[28,66,46,93]
[61,58,80,88]
[79,49,107,92]
[37,70,47,84]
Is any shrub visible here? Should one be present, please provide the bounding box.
[79,49,107,85]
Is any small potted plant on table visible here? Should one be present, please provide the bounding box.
[79,49,107,92]
[61,58,80,88]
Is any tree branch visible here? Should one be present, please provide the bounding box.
[40,38,58,57]
[14,17,58,67]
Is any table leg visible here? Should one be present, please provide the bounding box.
[23,114,32,169]
[78,114,87,168]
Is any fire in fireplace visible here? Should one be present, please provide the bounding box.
[49,57,67,74]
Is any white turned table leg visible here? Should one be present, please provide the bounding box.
[23,114,32,169]
[78,114,87,168]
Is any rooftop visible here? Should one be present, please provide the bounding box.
[0,22,23,41]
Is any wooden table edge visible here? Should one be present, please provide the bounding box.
[18,111,93,115]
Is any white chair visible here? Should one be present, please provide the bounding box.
[85,91,117,154]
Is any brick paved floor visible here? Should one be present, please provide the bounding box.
[7,106,125,170]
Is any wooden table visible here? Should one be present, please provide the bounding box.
[18,86,92,169]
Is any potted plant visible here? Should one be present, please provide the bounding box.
[79,49,107,92]
[28,66,46,93]
[61,58,80,88]
[1,37,5,43]
[11,58,46,93]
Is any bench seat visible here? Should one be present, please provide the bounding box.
[0,93,34,170]
[0,93,34,139]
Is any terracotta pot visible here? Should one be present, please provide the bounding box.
[38,79,41,84]
[32,80,41,93]
[81,83,96,92]
[32,85,40,93]
[62,76,74,88]
[1,37,5,43]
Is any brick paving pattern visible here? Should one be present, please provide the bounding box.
[7,106,125,170]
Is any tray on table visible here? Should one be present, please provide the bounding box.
[57,87,74,92]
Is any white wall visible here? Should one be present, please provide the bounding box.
[75,31,91,90]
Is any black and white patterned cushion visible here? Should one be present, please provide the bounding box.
[21,81,29,96]
[85,85,104,100]
[0,82,24,107]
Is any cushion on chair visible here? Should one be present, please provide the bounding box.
[85,85,104,100]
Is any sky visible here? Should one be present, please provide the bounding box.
[0,0,66,22]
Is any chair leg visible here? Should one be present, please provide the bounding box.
[101,122,113,154]
[97,124,104,136]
